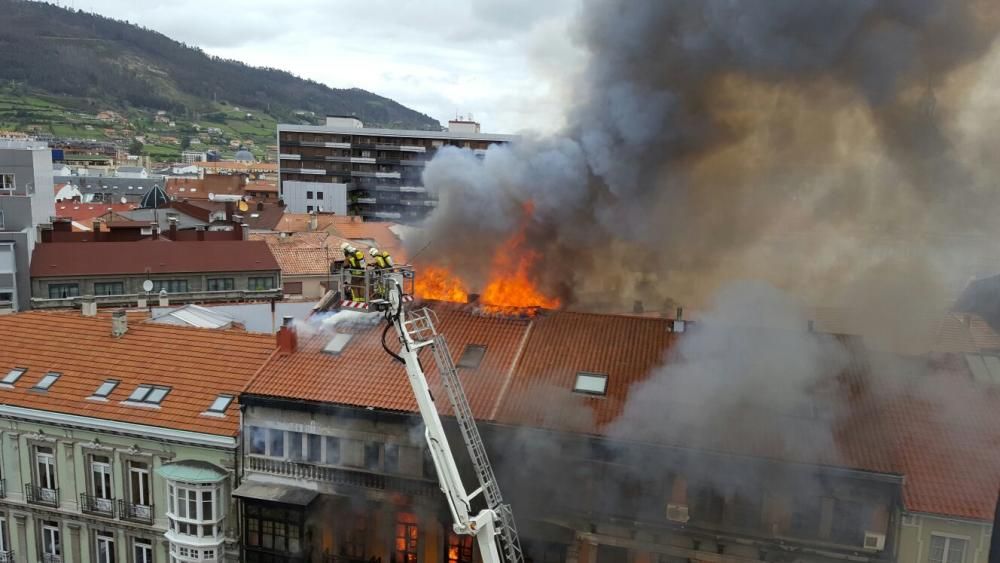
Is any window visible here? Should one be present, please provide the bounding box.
[206,394,233,414]
[95,530,115,563]
[316,191,324,200]
[94,282,125,296]
[283,281,303,295]
[128,461,151,507]
[90,454,113,500]
[830,499,866,545]
[152,279,189,294]
[0,174,13,191]
[344,514,367,558]
[385,444,400,473]
[306,205,314,213]
[456,344,486,370]
[48,283,80,299]
[93,379,119,398]
[33,371,60,391]
[127,385,171,405]
[41,521,61,560]
[395,514,419,563]
[307,434,322,463]
[35,445,57,493]
[0,516,7,555]
[0,209,5,230]
[364,442,381,471]
[244,505,304,555]
[326,436,341,464]
[288,432,304,461]
[573,372,608,395]
[248,277,275,291]
[249,426,266,455]
[930,535,968,563]
[207,278,235,291]
[448,532,475,563]
[269,429,285,457]
[2,368,25,385]
[133,538,153,563]
[306,191,314,199]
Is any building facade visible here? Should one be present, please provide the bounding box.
[235,306,926,563]
[0,310,277,562]
[277,118,515,221]
[0,139,56,313]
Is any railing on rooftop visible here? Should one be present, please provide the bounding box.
[245,456,438,497]
[31,288,283,309]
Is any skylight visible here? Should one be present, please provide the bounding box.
[93,379,119,398]
[573,372,608,396]
[2,368,26,385]
[966,354,1000,385]
[457,344,487,370]
[33,371,60,391]
[207,394,234,414]
[322,333,353,355]
[127,384,171,405]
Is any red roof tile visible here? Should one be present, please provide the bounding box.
[55,203,135,223]
[30,240,280,277]
[0,312,276,436]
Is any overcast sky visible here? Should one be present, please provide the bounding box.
[52,0,586,134]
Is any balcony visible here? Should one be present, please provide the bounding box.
[118,499,154,525]
[25,484,58,507]
[246,456,439,498]
[41,554,61,563]
[80,493,116,517]
[31,288,283,310]
[0,550,13,562]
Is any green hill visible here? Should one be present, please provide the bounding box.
[0,0,441,158]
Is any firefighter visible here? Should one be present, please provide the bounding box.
[369,247,394,269]
[340,242,366,300]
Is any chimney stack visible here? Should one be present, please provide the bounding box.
[111,309,128,337]
[168,215,178,241]
[276,316,297,355]
[81,296,97,317]
[241,223,249,240]
[196,226,205,241]
[308,211,318,232]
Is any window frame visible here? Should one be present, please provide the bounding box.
[34,444,58,492]
[40,520,61,558]
[573,372,609,396]
[152,279,189,294]
[248,277,275,291]
[93,379,119,398]
[94,281,125,296]
[2,367,25,385]
[131,537,153,563]
[0,173,14,192]
[89,453,114,501]
[206,394,233,415]
[456,344,487,370]
[126,459,152,507]
[33,371,60,391]
[48,283,81,299]
[166,480,226,541]
[929,534,969,563]
[95,529,115,563]
[206,278,235,292]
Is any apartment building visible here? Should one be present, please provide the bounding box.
[30,239,282,309]
[277,117,515,221]
[234,304,991,563]
[0,138,56,313]
[0,310,276,562]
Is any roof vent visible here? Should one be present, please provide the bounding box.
[322,333,353,355]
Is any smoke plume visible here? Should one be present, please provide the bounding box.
[413,0,1000,325]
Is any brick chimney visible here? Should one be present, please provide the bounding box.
[168,215,178,240]
[276,316,297,355]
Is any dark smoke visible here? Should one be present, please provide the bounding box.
[413,0,1000,323]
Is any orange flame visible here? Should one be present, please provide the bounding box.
[480,228,560,311]
[414,265,469,303]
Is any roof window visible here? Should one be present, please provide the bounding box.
[322,333,353,355]
[92,379,119,398]
[127,384,171,405]
[573,372,608,396]
[32,371,60,391]
[966,354,1000,385]
[2,367,26,385]
[457,344,487,370]
[206,394,234,414]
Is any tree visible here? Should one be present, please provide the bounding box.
[128,139,144,155]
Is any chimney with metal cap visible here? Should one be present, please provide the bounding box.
[276,316,297,355]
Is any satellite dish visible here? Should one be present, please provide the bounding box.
[208,192,216,201]
[142,280,154,293]
[120,196,127,204]
[238,200,249,212]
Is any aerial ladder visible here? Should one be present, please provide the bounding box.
[343,266,524,563]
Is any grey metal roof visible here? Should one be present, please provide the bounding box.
[148,304,236,329]
[54,175,165,193]
[117,166,146,174]
[278,123,517,142]
[150,301,317,333]
[119,208,208,230]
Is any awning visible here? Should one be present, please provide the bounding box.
[232,481,318,507]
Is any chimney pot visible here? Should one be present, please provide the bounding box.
[81,296,97,317]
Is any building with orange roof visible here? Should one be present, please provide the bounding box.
[233,300,1000,563]
[0,309,277,563]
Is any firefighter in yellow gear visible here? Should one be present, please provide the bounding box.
[369,247,394,269]
[340,242,367,300]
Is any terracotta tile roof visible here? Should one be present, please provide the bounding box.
[251,231,365,263]
[246,179,278,193]
[245,303,1000,521]
[327,216,406,261]
[267,247,332,276]
[165,176,245,199]
[55,203,135,223]
[196,161,277,173]
[0,312,276,436]
[31,240,280,277]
